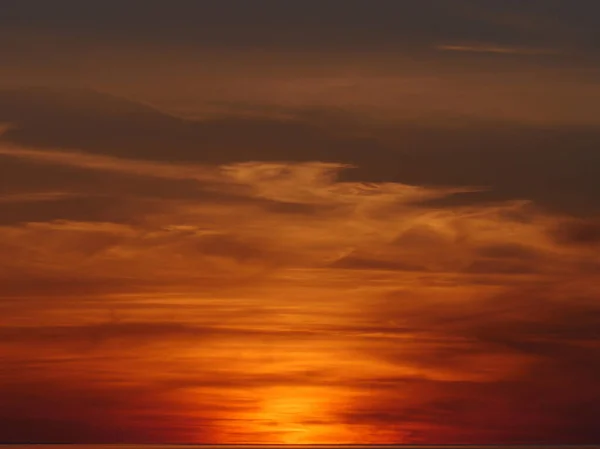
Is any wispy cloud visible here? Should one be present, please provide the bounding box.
[0,143,221,182]
[436,43,560,55]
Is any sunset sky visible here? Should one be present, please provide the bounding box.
[1,0,600,445]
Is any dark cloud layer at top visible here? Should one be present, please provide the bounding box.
[2,0,599,56]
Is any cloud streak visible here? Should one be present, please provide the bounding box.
[436,43,560,55]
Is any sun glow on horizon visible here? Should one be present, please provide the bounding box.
[243,387,333,444]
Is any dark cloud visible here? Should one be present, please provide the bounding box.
[0,379,206,443]
[339,374,600,444]
[2,87,600,218]
[476,242,541,260]
[0,276,168,299]
[341,281,600,443]
[1,0,598,57]
[463,259,540,275]
[550,218,600,246]
[330,254,426,272]
[0,87,376,164]
[0,321,325,347]
[0,194,152,225]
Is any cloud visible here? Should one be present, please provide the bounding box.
[0,144,221,182]
[333,277,600,443]
[3,86,600,220]
[550,218,600,246]
[436,43,560,55]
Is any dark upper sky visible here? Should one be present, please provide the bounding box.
[1,0,598,53]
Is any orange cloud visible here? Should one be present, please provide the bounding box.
[1,135,599,443]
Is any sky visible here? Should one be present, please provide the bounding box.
[0,0,600,445]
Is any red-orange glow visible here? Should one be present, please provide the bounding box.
[1,6,600,439]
